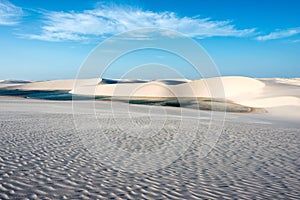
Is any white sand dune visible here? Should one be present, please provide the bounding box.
[2,76,299,119]
[74,81,176,97]
[260,78,300,86]
[0,77,299,198]
[5,79,100,91]
[72,76,266,99]
[0,80,31,84]
[0,76,272,102]
[238,96,300,108]
[0,80,32,89]
[229,79,300,107]
[71,76,299,120]
[181,76,265,98]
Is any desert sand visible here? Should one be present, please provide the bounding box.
[4,79,101,91]
[70,76,265,99]
[0,76,299,199]
[0,80,32,89]
[0,97,299,199]
[2,76,299,119]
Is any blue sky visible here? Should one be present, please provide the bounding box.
[0,0,300,80]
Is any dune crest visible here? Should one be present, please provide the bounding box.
[72,76,266,99]
[5,79,100,91]
[2,76,299,118]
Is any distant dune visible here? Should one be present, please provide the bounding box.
[72,76,265,98]
[0,80,32,84]
[260,78,300,86]
[0,80,33,89]
[1,76,299,120]
[5,79,100,91]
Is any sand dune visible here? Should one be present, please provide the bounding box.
[72,76,266,99]
[238,96,300,108]
[5,79,100,91]
[74,81,176,97]
[0,76,272,101]
[0,80,32,89]
[71,76,299,120]
[180,76,265,98]
[2,76,299,119]
[229,79,300,108]
[0,80,31,84]
[0,76,299,198]
[261,78,300,86]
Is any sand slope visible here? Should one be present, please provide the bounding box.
[2,76,300,119]
[0,98,299,199]
[72,76,266,99]
[231,79,300,108]
[180,76,265,98]
[0,80,32,89]
[5,79,101,91]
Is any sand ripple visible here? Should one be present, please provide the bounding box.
[0,109,299,199]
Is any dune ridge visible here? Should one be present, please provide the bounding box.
[72,76,265,98]
[5,79,101,91]
[1,76,299,119]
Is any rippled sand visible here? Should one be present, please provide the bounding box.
[0,99,299,199]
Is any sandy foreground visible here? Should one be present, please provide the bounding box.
[0,99,299,199]
[0,76,299,199]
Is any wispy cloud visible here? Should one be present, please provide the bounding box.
[22,4,256,42]
[291,39,300,43]
[0,0,23,25]
[256,27,300,41]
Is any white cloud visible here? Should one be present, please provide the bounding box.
[256,27,300,41]
[23,4,256,42]
[0,0,23,25]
